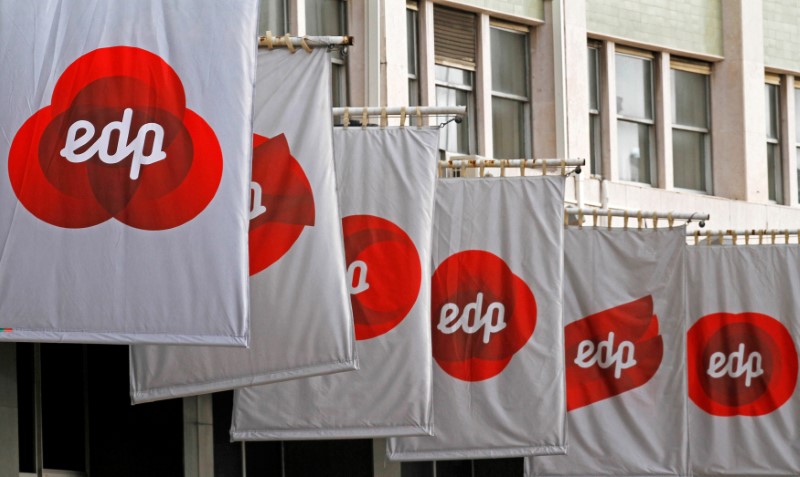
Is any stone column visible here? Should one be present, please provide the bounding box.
[183,395,214,477]
[711,0,767,201]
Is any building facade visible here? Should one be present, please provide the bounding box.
[2,0,800,476]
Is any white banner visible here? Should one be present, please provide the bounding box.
[0,1,257,344]
[388,176,567,460]
[230,126,438,439]
[129,49,357,402]
[528,227,689,477]
[686,245,799,476]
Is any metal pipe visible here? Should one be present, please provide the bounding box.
[332,106,466,117]
[258,35,353,48]
[441,158,584,168]
[565,206,710,222]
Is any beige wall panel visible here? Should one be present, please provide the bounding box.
[586,0,722,57]
[763,0,800,72]
[443,0,543,21]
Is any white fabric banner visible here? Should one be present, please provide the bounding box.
[0,1,258,344]
[686,245,799,476]
[388,176,567,460]
[230,126,438,439]
[529,227,689,477]
[129,49,357,403]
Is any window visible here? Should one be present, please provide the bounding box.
[588,44,601,176]
[434,5,476,156]
[672,61,711,192]
[401,457,524,476]
[407,4,420,110]
[615,51,656,185]
[306,0,348,107]
[795,85,800,204]
[17,344,183,476]
[765,81,783,203]
[490,25,530,159]
[436,65,475,154]
[258,0,287,36]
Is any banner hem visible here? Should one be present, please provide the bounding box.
[231,423,434,441]
[387,444,567,461]
[131,358,357,404]
[0,331,248,346]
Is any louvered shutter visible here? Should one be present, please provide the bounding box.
[434,5,476,70]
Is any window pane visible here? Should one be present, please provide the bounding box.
[617,120,655,184]
[767,143,783,202]
[409,78,419,106]
[796,88,800,141]
[492,96,525,158]
[588,47,599,111]
[474,458,524,477]
[590,113,601,176]
[437,85,471,153]
[86,345,184,476]
[436,65,472,86]
[283,440,373,476]
[16,343,35,473]
[332,63,346,108]
[401,461,434,477]
[616,54,652,120]
[305,0,345,35]
[436,460,472,477]
[673,129,709,191]
[765,83,779,140]
[407,9,418,77]
[41,344,86,472]
[491,28,527,97]
[673,69,708,128]
[258,0,286,35]
[797,147,800,203]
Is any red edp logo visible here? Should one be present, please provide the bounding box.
[688,312,798,416]
[8,46,223,230]
[564,296,663,411]
[248,134,315,276]
[343,215,421,340]
[431,250,537,382]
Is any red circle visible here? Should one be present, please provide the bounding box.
[8,46,222,230]
[431,250,537,381]
[248,134,315,276]
[687,312,798,416]
[342,214,422,340]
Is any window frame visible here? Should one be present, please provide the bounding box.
[588,42,602,176]
[435,64,477,157]
[489,23,531,159]
[795,83,800,204]
[670,60,712,194]
[614,49,657,186]
[765,79,783,203]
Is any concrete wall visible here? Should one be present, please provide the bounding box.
[586,0,722,57]
[445,0,544,21]
[763,0,800,72]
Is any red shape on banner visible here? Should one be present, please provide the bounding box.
[688,312,798,416]
[342,214,421,340]
[8,46,222,230]
[564,296,663,411]
[248,134,315,276]
[431,250,537,382]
